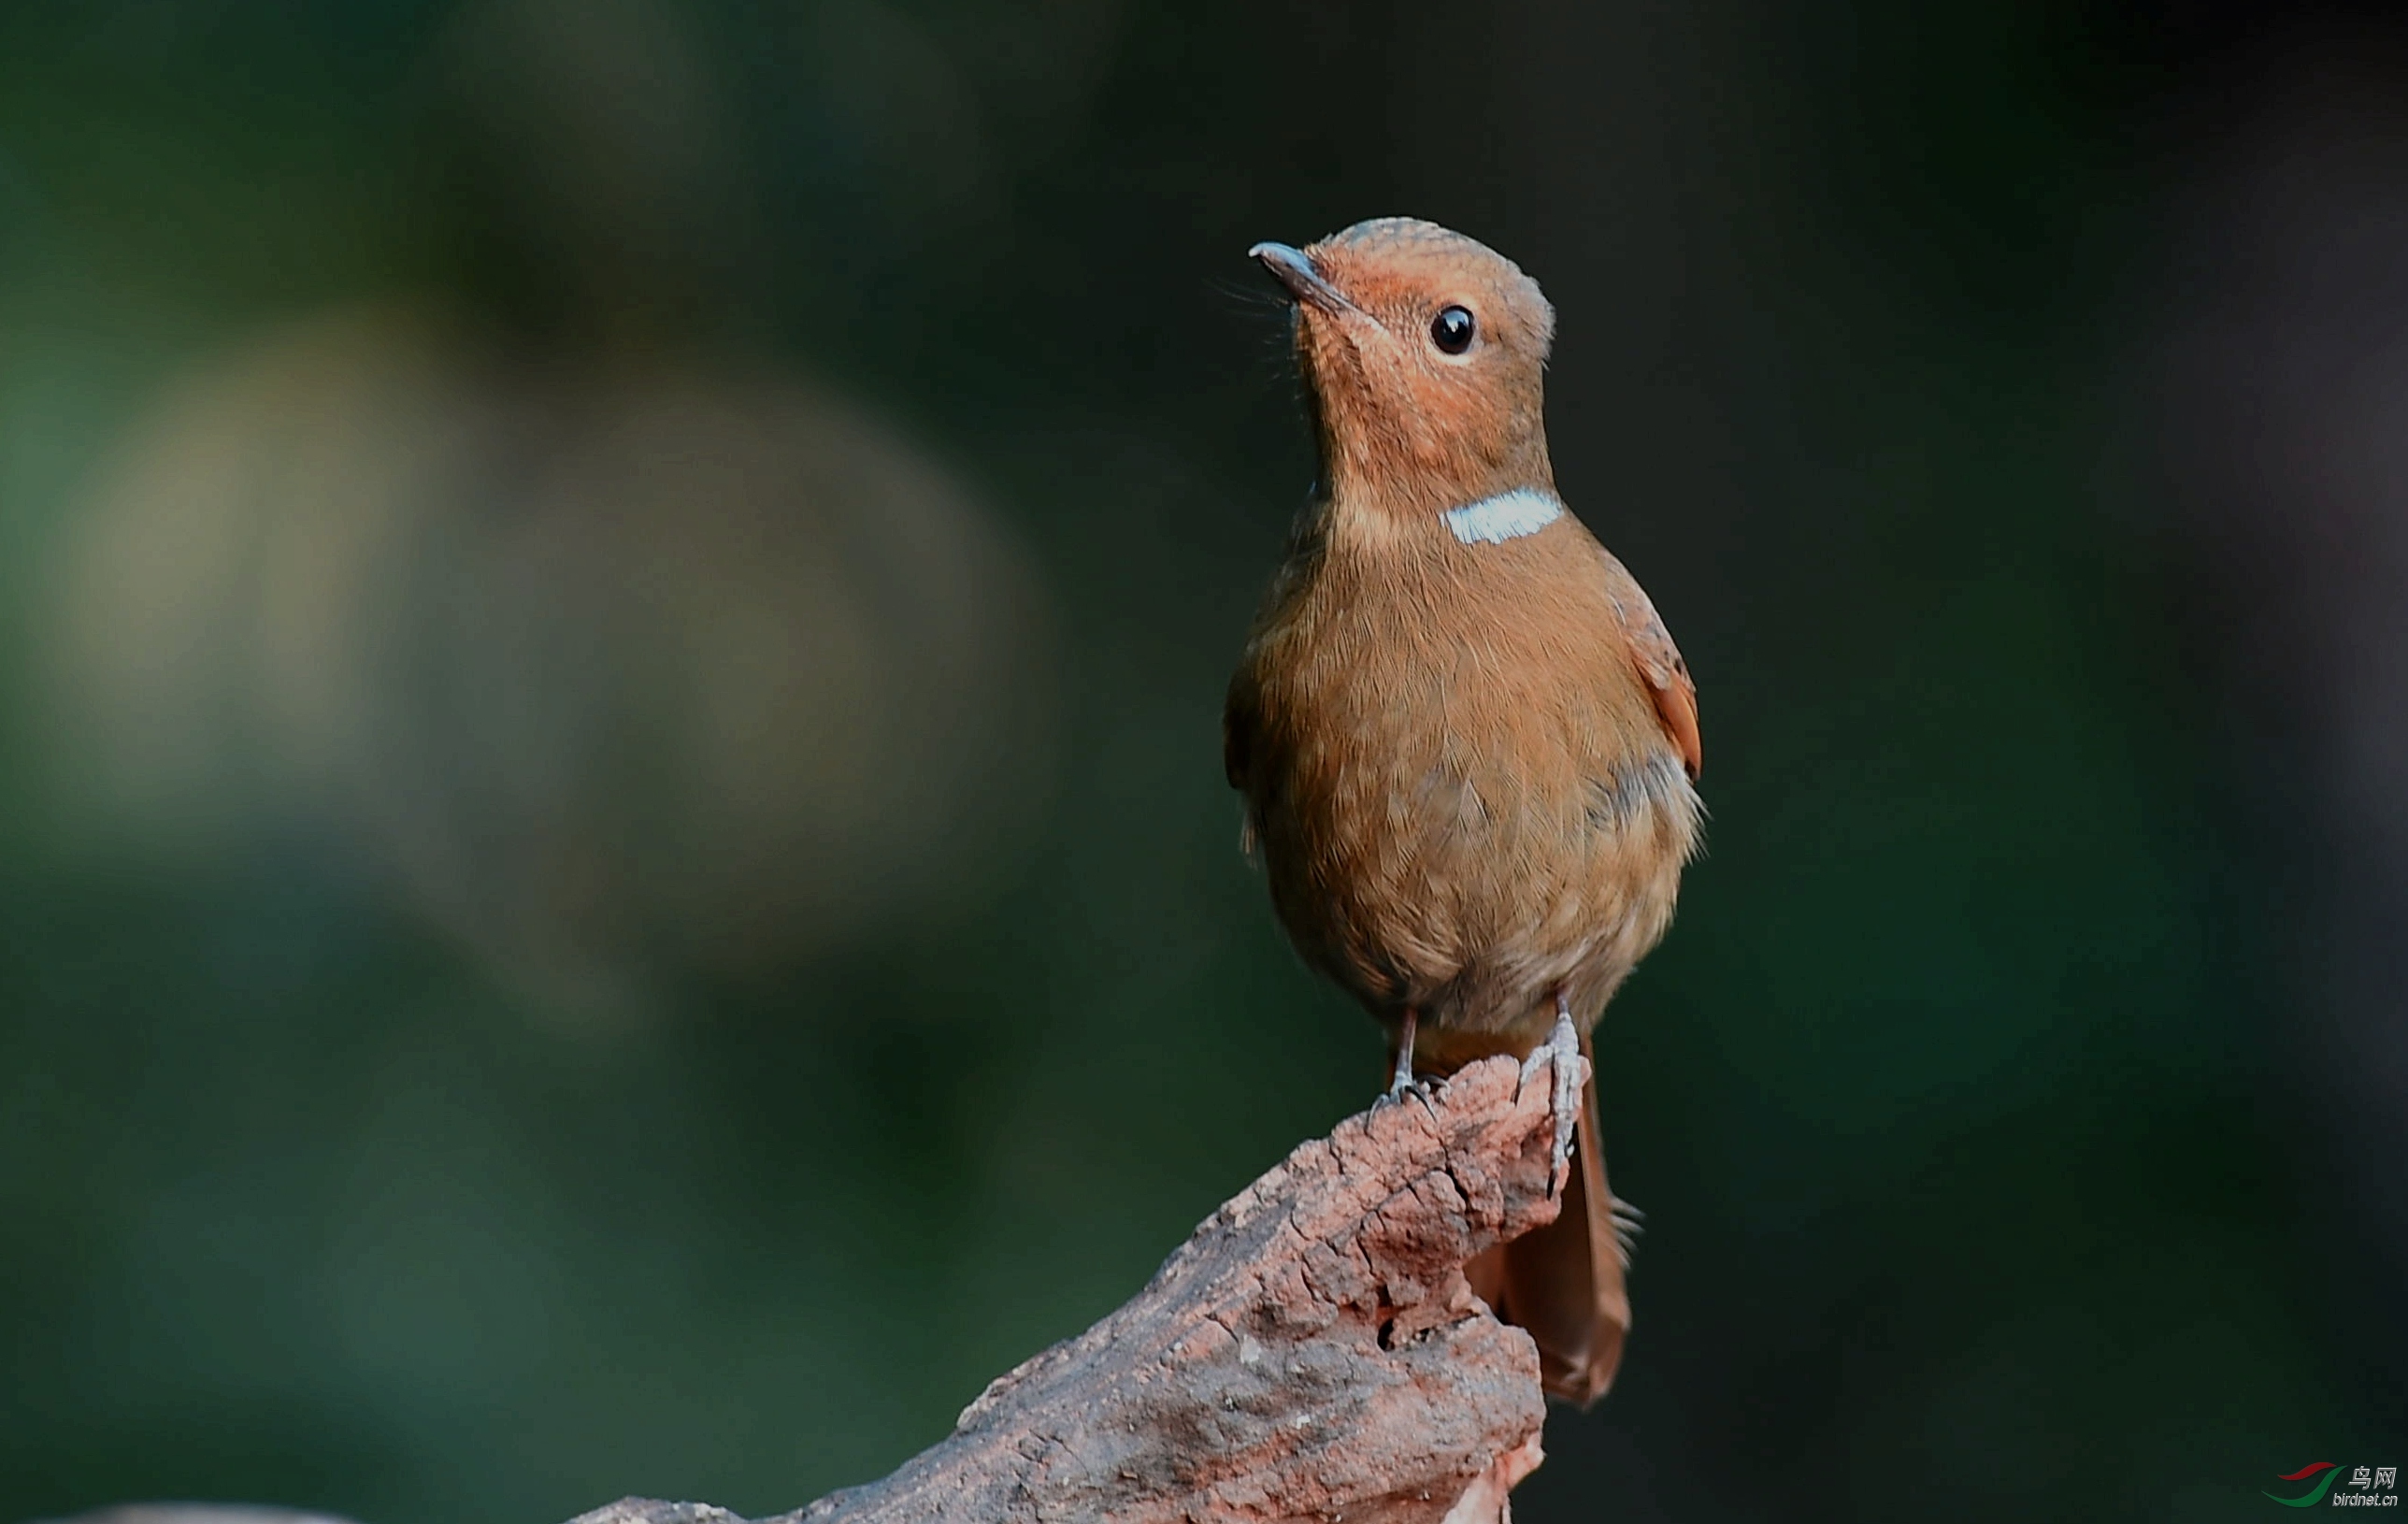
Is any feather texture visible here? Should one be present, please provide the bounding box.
[1230,217,1704,1405]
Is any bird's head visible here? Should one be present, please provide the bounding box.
[1251,218,1556,518]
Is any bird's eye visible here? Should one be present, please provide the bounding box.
[1430,305,1476,354]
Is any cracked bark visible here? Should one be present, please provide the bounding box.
[51,1037,1586,1524]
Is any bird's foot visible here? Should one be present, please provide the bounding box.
[1380,1066,1440,1119]
[1380,1008,1438,1117]
[1521,1005,1585,1193]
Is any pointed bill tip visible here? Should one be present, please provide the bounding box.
[1249,240,1348,314]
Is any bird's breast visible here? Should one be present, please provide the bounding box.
[1239,520,1699,1038]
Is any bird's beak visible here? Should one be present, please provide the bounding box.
[1250,241,1351,316]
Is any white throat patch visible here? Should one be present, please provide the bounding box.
[1441,488,1563,546]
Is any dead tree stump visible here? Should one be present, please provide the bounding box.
[589,1028,1584,1524]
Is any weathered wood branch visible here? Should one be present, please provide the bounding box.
[50,1034,1585,1524]
[588,1033,1583,1524]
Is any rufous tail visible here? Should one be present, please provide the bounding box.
[1464,1030,1631,1407]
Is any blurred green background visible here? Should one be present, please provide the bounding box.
[2,2,2401,1520]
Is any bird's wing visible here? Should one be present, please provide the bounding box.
[1598,551,1701,781]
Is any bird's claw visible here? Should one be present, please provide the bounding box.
[1610,1197,1645,1265]
[1380,1069,1441,1120]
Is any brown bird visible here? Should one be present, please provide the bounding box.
[1225,217,1702,1406]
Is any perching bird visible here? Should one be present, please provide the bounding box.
[1225,217,1702,1406]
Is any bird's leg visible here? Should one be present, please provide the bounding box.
[1548,990,1583,1186]
[1385,1007,1421,1101]
[1383,1008,1441,1118]
[1545,988,1642,1245]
